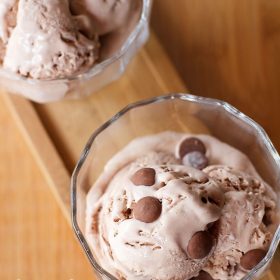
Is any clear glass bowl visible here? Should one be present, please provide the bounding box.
[0,0,152,103]
[71,93,280,280]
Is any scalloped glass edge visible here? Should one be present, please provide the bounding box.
[0,0,152,84]
[71,93,280,280]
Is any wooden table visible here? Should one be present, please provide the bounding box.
[0,24,279,280]
[152,0,280,150]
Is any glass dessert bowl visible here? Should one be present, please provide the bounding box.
[71,93,280,280]
[0,0,152,103]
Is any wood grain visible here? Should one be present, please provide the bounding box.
[3,93,71,224]
[152,0,280,150]
[0,96,94,280]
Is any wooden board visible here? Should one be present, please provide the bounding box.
[2,32,279,279]
[0,97,94,279]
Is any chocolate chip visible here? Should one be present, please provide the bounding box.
[240,249,267,270]
[187,231,214,259]
[191,271,213,280]
[263,208,273,226]
[133,197,162,223]
[130,168,156,186]
[179,137,206,158]
[182,151,208,170]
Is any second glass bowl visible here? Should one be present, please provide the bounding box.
[0,0,152,103]
[71,93,280,280]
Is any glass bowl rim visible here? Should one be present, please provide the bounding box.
[71,93,280,280]
[0,0,151,84]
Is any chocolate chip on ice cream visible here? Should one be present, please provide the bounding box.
[240,249,267,270]
[133,196,162,223]
[130,167,156,186]
[187,231,214,259]
[178,137,206,158]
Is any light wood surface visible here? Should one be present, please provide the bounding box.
[152,0,280,150]
[3,93,71,224]
[0,97,93,280]
[0,24,279,280]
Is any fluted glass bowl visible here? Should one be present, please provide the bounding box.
[0,0,152,103]
[71,93,280,280]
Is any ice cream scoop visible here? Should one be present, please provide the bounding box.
[88,159,224,279]
[85,131,278,279]
[0,0,141,79]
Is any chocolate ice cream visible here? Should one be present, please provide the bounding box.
[85,132,278,279]
[204,165,277,279]
[0,0,141,79]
